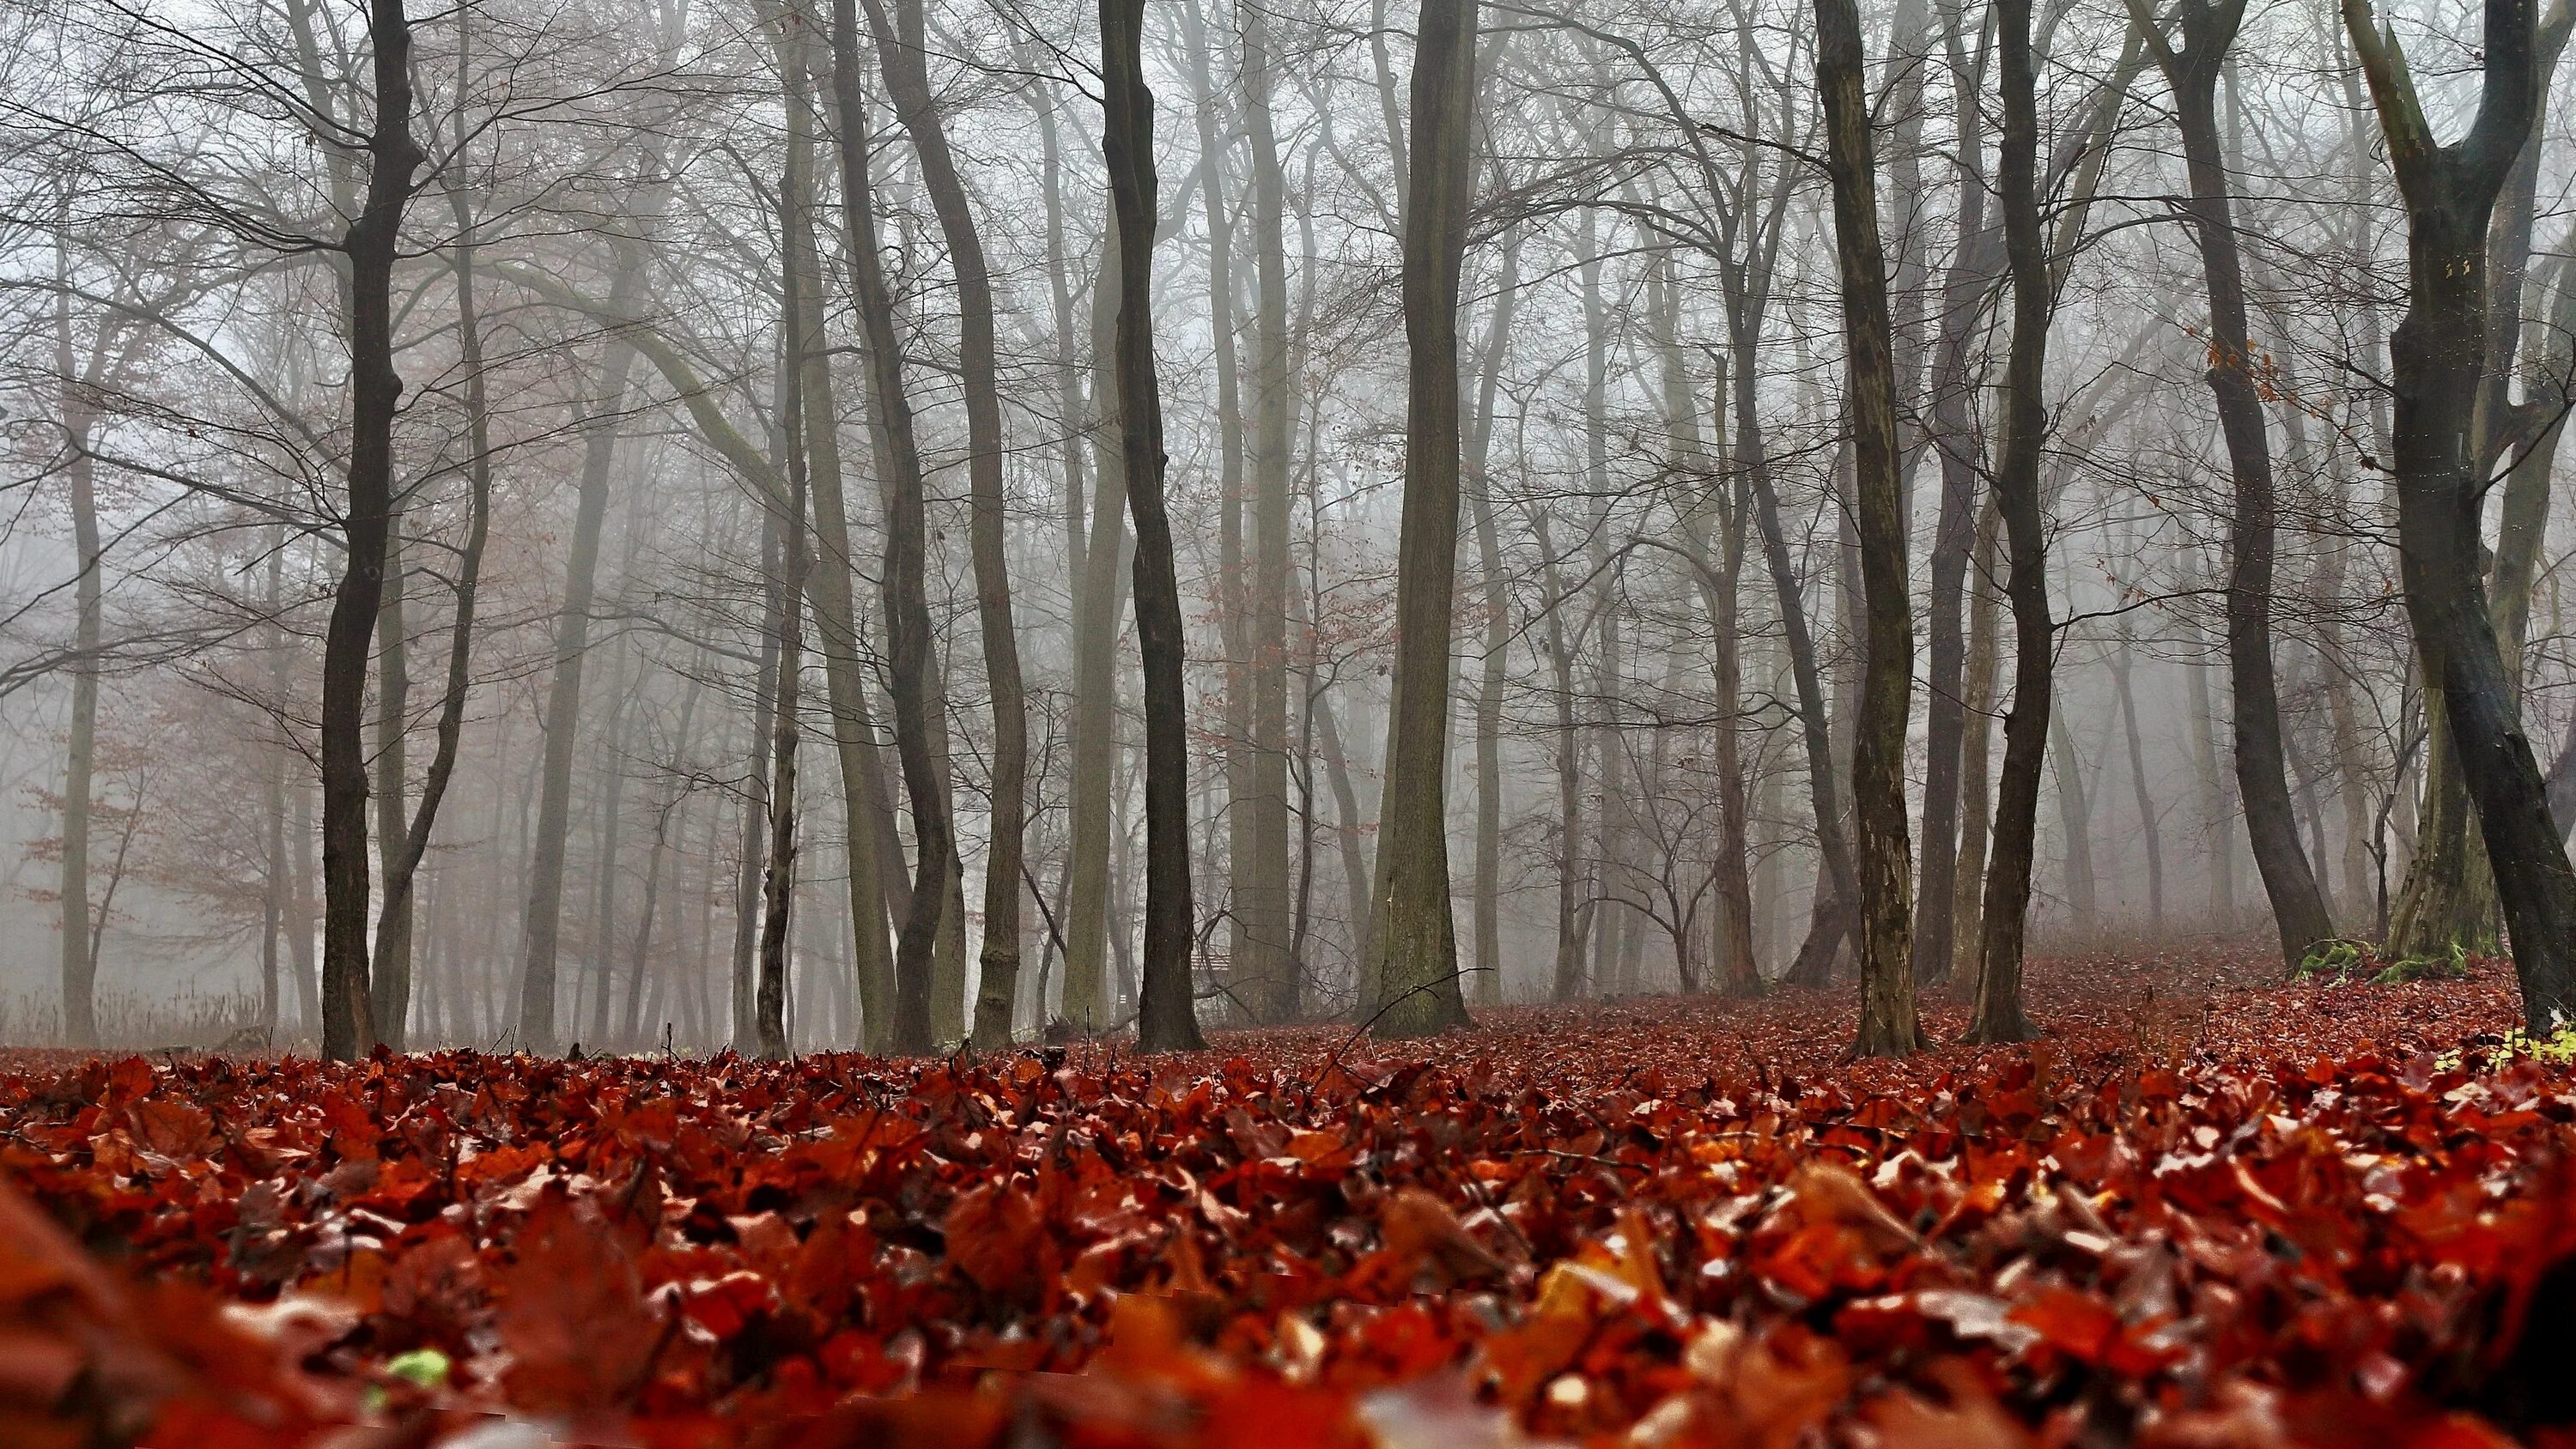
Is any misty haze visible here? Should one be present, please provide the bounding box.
[3,0,2576,1442]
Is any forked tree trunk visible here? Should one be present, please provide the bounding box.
[1359,0,1478,1039]
[828,0,951,1052]
[2345,0,2576,1029]
[319,0,422,1063]
[860,0,1029,1050]
[1102,0,1207,1052]
[1814,0,1922,1056]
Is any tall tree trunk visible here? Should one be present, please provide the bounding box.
[1969,0,2053,1044]
[1359,0,1478,1039]
[1242,0,1298,1025]
[1468,233,1517,1008]
[752,0,820,1062]
[2346,0,2576,1029]
[732,516,781,1050]
[52,246,100,1048]
[375,100,496,1052]
[261,541,289,1041]
[1667,269,1758,997]
[861,0,1028,1050]
[319,0,422,1062]
[1814,0,1922,1055]
[812,1,899,1052]
[1062,231,1132,1034]
[1179,0,1253,1027]
[1102,0,1207,1052]
[2050,704,2101,931]
[829,0,951,1053]
[1953,500,2003,983]
[2132,0,2336,967]
[1537,522,1588,1003]
[2113,626,2167,930]
[1912,9,1991,988]
[515,269,640,1052]
[374,532,410,1043]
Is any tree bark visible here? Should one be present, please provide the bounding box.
[375,101,496,1052]
[2346,0,2576,1028]
[1102,0,1207,1052]
[52,241,100,1048]
[1969,0,2054,1044]
[1242,0,1299,1025]
[2131,0,2336,967]
[1814,0,1922,1056]
[515,272,639,1053]
[319,0,422,1063]
[860,0,1028,1051]
[1359,0,1478,1039]
[1469,234,1517,1007]
[829,1,951,1054]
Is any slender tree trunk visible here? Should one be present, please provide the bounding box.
[1953,500,2002,984]
[1242,0,1298,1025]
[1062,232,1132,1034]
[1539,527,1588,1003]
[2113,628,2166,930]
[1469,235,1517,1008]
[812,3,900,1052]
[52,260,100,1048]
[732,515,781,1051]
[1314,687,1376,981]
[1103,0,1207,1052]
[1179,0,1253,1027]
[2133,0,2336,967]
[319,0,422,1062]
[261,543,289,1041]
[861,0,1028,1050]
[1969,0,2053,1044]
[2050,703,2101,931]
[374,114,496,1052]
[829,0,951,1053]
[1912,15,1991,987]
[1814,0,1922,1055]
[374,530,411,1045]
[515,268,640,1052]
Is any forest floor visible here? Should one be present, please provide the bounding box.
[2,943,2573,1447]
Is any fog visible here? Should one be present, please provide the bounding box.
[0,0,2550,1053]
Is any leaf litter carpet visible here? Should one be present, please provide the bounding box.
[3,948,2575,1446]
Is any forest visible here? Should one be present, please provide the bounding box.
[7,0,2576,1442]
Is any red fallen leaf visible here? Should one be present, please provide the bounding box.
[1380,1187,1510,1285]
[1777,1161,1917,1252]
[126,1099,215,1159]
[493,1190,662,1415]
[1852,1360,2034,1449]
[945,1179,1057,1305]
[2009,1287,2123,1365]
